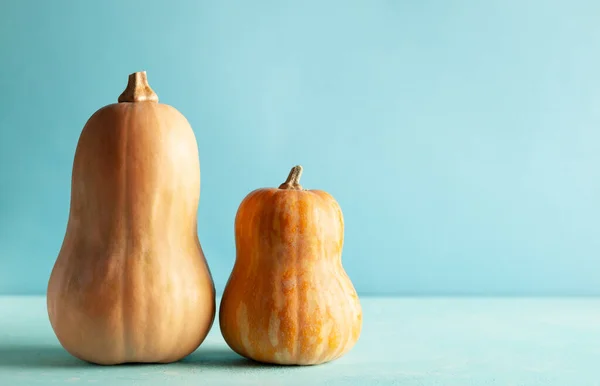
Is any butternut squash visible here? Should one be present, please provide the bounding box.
[47,71,215,365]
[219,165,362,365]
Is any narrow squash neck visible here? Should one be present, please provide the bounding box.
[118,71,159,103]
[278,165,304,190]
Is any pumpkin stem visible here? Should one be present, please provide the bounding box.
[118,71,159,103]
[278,165,304,190]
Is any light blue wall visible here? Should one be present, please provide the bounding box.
[1,0,599,295]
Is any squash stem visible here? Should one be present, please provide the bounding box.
[279,165,304,190]
[118,71,159,103]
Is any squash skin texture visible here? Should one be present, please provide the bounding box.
[219,170,362,365]
[47,76,215,365]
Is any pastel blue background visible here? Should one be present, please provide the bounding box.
[1,0,599,296]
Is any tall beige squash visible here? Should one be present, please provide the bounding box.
[47,71,215,365]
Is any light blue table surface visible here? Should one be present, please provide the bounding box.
[0,296,598,385]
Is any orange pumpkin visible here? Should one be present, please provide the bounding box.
[47,71,215,365]
[219,165,362,365]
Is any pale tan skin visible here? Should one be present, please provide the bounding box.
[47,72,215,365]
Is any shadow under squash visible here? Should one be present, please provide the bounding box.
[180,347,292,369]
[0,345,286,369]
[0,345,88,368]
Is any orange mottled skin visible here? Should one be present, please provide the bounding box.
[219,166,362,365]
